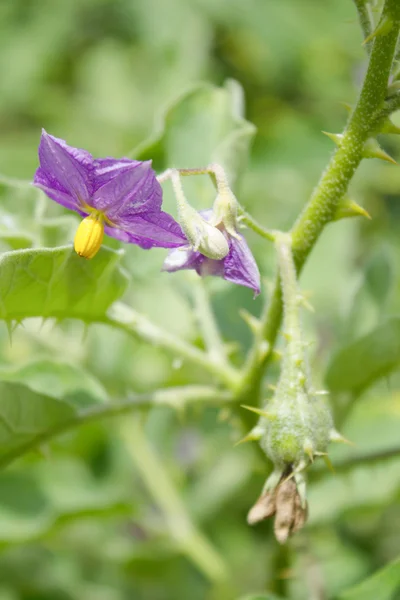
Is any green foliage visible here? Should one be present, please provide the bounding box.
[338,556,400,600]
[325,318,400,394]
[0,245,128,322]
[0,0,399,599]
[0,381,76,463]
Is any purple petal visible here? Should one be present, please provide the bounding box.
[223,234,261,295]
[33,130,94,211]
[162,247,202,272]
[93,157,142,192]
[162,247,225,279]
[92,159,162,217]
[104,211,185,249]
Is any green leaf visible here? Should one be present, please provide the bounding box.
[0,359,107,406]
[0,245,128,323]
[134,80,256,189]
[0,460,132,545]
[0,381,76,461]
[309,457,400,526]
[325,318,400,394]
[338,556,400,600]
[364,250,393,307]
[309,392,400,524]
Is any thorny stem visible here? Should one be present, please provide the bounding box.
[274,233,301,343]
[238,0,400,411]
[353,0,374,52]
[378,89,400,118]
[121,417,229,583]
[0,385,232,470]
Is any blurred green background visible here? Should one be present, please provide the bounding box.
[0,0,400,599]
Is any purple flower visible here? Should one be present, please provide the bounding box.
[162,210,261,295]
[33,131,185,258]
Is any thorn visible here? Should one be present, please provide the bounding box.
[333,197,371,221]
[37,444,51,459]
[217,407,232,423]
[322,455,335,473]
[323,455,335,473]
[271,350,282,362]
[224,341,240,356]
[303,441,314,463]
[298,373,306,386]
[297,294,315,313]
[339,101,352,113]
[241,405,274,420]
[380,118,400,135]
[363,138,397,164]
[82,323,90,344]
[259,341,270,361]
[5,321,13,345]
[362,15,393,45]
[239,309,261,334]
[283,332,292,342]
[330,429,355,446]
[267,384,277,392]
[280,471,295,485]
[234,425,264,446]
[322,131,343,146]
[38,318,47,333]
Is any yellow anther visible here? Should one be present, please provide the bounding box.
[74,213,104,259]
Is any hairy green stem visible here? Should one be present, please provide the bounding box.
[105,302,240,389]
[164,166,276,242]
[379,89,400,118]
[191,276,229,364]
[0,385,232,469]
[238,210,276,241]
[121,417,229,582]
[238,0,400,408]
[353,0,374,51]
[275,233,301,340]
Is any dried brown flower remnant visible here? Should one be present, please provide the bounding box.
[247,477,308,544]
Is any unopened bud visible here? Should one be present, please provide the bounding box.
[171,169,229,260]
[182,210,229,259]
[208,163,240,238]
[211,188,240,239]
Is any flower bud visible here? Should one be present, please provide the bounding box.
[211,188,240,239]
[180,206,230,259]
[208,163,240,239]
[171,169,230,260]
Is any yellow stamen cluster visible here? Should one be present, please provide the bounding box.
[74,213,105,259]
